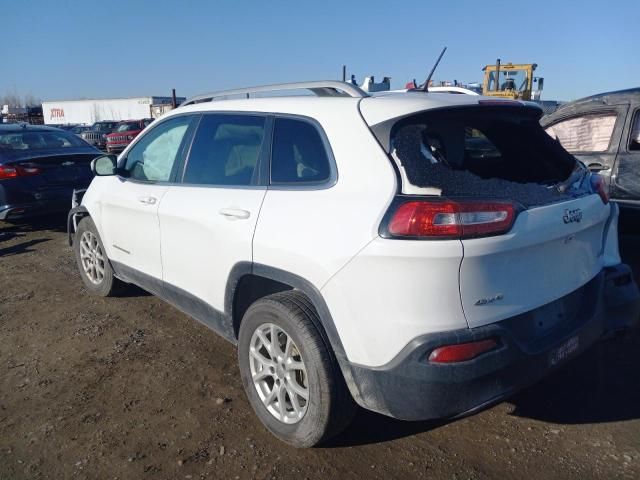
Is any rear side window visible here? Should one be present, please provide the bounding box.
[0,130,84,150]
[464,128,501,160]
[182,114,266,186]
[630,111,640,151]
[545,113,617,152]
[271,118,331,184]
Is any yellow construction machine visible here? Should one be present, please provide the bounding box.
[482,59,544,100]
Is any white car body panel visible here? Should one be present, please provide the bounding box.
[460,195,610,328]
[86,176,167,280]
[252,102,397,290]
[359,92,483,126]
[158,185,267,311]
[321,238,466,366]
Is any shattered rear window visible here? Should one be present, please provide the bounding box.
[391,107,580,207]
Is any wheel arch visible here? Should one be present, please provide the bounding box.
[67,206,91,246]
[226,263,368,409]
[225,263,348,362]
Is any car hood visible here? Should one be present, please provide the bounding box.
[106,130,142,138]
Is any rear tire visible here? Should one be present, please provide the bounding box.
[73,216,125,297]
[238,290,355,447]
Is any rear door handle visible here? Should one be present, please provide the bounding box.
[219,208,250,220]
[137,196,157,205]
[587,163,610,172]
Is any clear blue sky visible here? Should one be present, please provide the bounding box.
[2,0,638,102]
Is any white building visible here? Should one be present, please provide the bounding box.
[41,96,186,125]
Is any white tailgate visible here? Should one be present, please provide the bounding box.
[460,194,610,328]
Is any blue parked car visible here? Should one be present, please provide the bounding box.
[0,124,101,221]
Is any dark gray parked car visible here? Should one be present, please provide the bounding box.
[541,88,640,226]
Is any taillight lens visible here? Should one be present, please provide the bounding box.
[590,174,609,204]
[428,338,499,363]
[0,164,41,179]
[0,165,18,179]
[388,200,517,238]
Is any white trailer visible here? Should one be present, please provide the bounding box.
[41,96,186,125]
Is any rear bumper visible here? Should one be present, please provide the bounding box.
[0,198,71,220]
[0,183,83,220]
[343,264,640,421]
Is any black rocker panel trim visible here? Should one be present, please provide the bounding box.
[110,260,236,343]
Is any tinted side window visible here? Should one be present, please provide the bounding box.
[125,115,194,182]
[630,111,640,151]
[464,128,501,161]
[545,113,617,153]
[271,118,331,184]
[182,114,266,186]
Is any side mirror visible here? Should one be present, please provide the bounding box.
[91,154,118,176]
[537,77,544,90]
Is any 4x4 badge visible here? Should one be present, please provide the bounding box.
[475,294,504,306]
[563,208,582,224]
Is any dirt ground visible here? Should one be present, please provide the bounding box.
[1,215,639,480]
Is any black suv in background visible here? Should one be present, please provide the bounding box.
[541,88,640,229]
[80,121,119,150]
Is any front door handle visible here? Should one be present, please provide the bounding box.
[137,196,157,205]
[587,163,610,172]
[219,208,250,220]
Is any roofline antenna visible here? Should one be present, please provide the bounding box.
[422,46,447,92]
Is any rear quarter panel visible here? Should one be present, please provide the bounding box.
[253,103,397,289]
[251,103,400,363]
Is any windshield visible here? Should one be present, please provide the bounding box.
[488,69,528,92]
[94,123,115,132]
[116,122,140,132]
[0,130,86,151]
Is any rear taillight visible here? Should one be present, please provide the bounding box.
[0,165,18,179]
[387,200,517,239]
[0,165,42,179]
[428,338,499,363]
[590,174,609,205]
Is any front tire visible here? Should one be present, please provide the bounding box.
[238,291,355,447]
[73,216,125,297]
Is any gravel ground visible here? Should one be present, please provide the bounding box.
[1,215,639,480]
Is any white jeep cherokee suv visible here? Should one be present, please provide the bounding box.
[68,81,640,447]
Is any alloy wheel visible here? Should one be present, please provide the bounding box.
[79,231,105,285]
[249,323,309,424]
